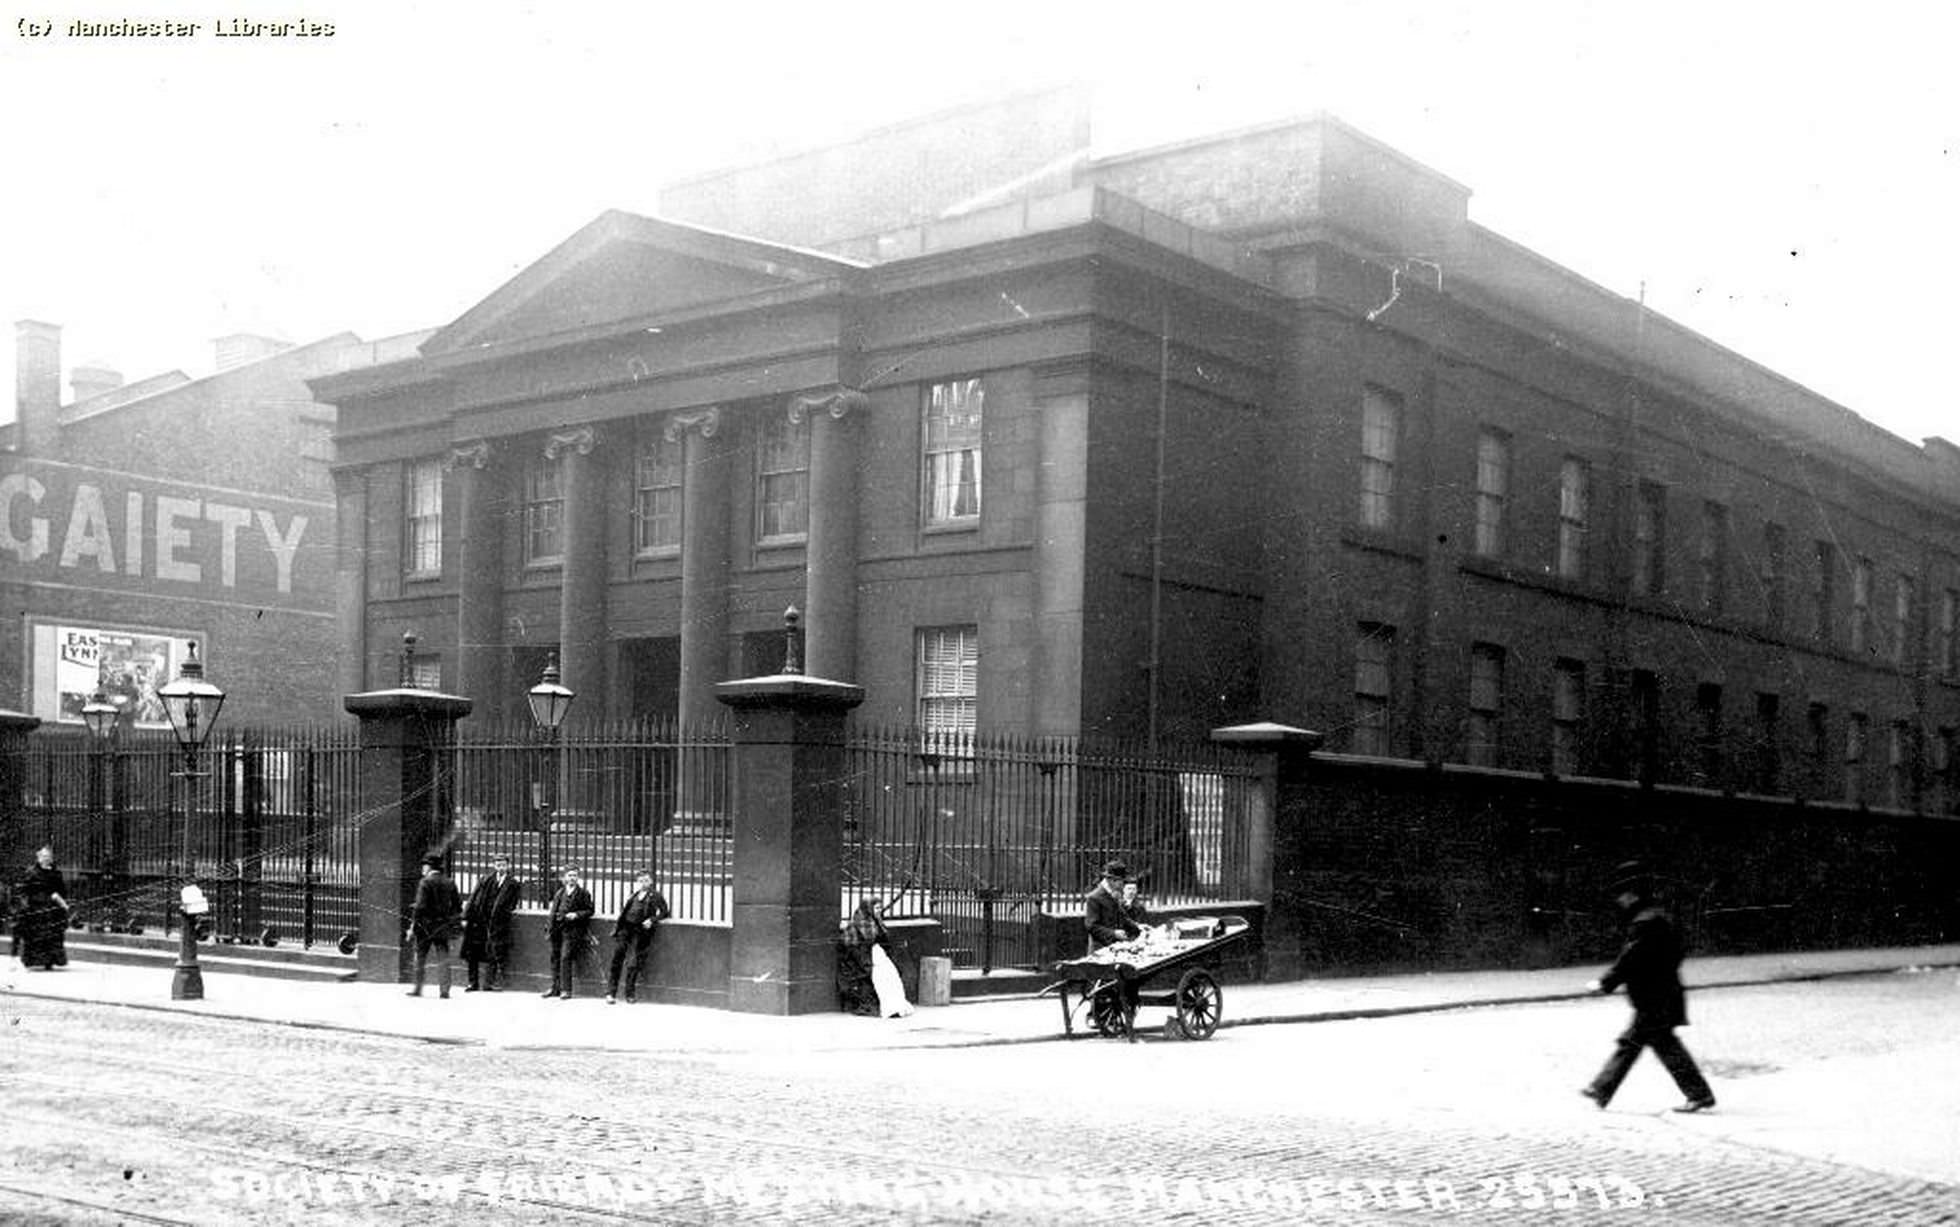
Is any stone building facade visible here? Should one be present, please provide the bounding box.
[314,92,1960,816]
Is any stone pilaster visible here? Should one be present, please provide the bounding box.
[670,408,730,727]
[792,387,865,682]
[548,426,608,723]
[715,675,865,1014]
[344,688,473,983]
[447,440,505,724]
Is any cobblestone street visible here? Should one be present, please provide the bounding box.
[2,971,1955,1224]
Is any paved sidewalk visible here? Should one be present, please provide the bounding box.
[6,944,1956,1055]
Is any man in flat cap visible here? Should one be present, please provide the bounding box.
[1084,859,1143,954]
[1581,862,1716,1113]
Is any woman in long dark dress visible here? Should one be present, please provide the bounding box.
[15,845,70,970]
[836,900,891,1016]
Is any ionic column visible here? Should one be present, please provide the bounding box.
[447,440,505,724]
[792,387,866,682]
[670,408,730,726]
[549,426,608,722]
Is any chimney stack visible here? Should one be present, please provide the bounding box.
[213,332,293,371]
[69,364,125,404]
[14,320,61,454]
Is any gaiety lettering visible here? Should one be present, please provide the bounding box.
[1,471,309,595]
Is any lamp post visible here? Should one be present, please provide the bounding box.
[81,689,120,928]
[157,642,226,1000]
[526,653,575,903]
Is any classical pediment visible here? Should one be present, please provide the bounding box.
[421,210,863,356]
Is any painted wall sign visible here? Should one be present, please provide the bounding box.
[0,462,321,599]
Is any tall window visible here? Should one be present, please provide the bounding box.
[1892,576,1915,666]
[1550,659,1585,776]
[1845,712,1868,805]
[923,378,983,526]
[1754,692,1781,794]
[632,430,683,555]
[1465,643,1504,767]
[1358,388,1400,530]
[1473,430,1509,558]
[1940,589,1957,677]
[1850,557,1873,653]
[1762,522,1787,631]
[757,412,810,542]
[1888,720,1911,809]
[1631,670,1660,783]
[1807,701,1830,789]
[404,457,443,577]
[915,625,978,752]
[1556,457,1590,580]
[1695,683,1724,788]
[1935,727,1957,815]
[1698,501,1728,613]
[1813,540,1837,644]
[1352,624,1394,756]
[523,450,565,566]
[1632,481,1665,596]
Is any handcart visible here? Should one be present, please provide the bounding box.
[1043,915,1250,1042]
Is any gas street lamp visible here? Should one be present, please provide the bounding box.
[80,689,121,929]
[526,653,575,902]
[156,642,226,1000]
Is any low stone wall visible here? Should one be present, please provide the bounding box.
[461,914,944,1010]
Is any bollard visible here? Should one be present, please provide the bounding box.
[917,956,953,1007]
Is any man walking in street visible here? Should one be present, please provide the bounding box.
[460,853,522,992]
[405,855,462,999]
[543,867,594,1000]
[1581,861,1716,1113]
[606,869,671,1004]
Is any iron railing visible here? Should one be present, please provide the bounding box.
[841,726,1262,971]
[14,726,362,949]
[447,717,733,922]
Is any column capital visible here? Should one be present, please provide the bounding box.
[544,425,598,460]
[786,385,867,426]
[663,406,722,443]
[444,438,495,471]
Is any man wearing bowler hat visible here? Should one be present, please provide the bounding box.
[1084,859,1143,954]
[1581,861,1716,1113]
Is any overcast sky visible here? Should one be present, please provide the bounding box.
[3,1,1954,450]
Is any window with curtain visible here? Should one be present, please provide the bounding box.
[757,412,810,542]
[923,378,983,526]
[403,457,443,577]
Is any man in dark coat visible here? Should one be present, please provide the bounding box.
[459,854,522,992]
[1581,862,1716,1112]
[404,855,462,999]
[14,845,71,970]
[1084,859,1142,954]
[606,869,671,1004]
[543,867,594,1000]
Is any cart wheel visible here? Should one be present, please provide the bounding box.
[1089,986,1128,1037]
[1174,970,1222,1040]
